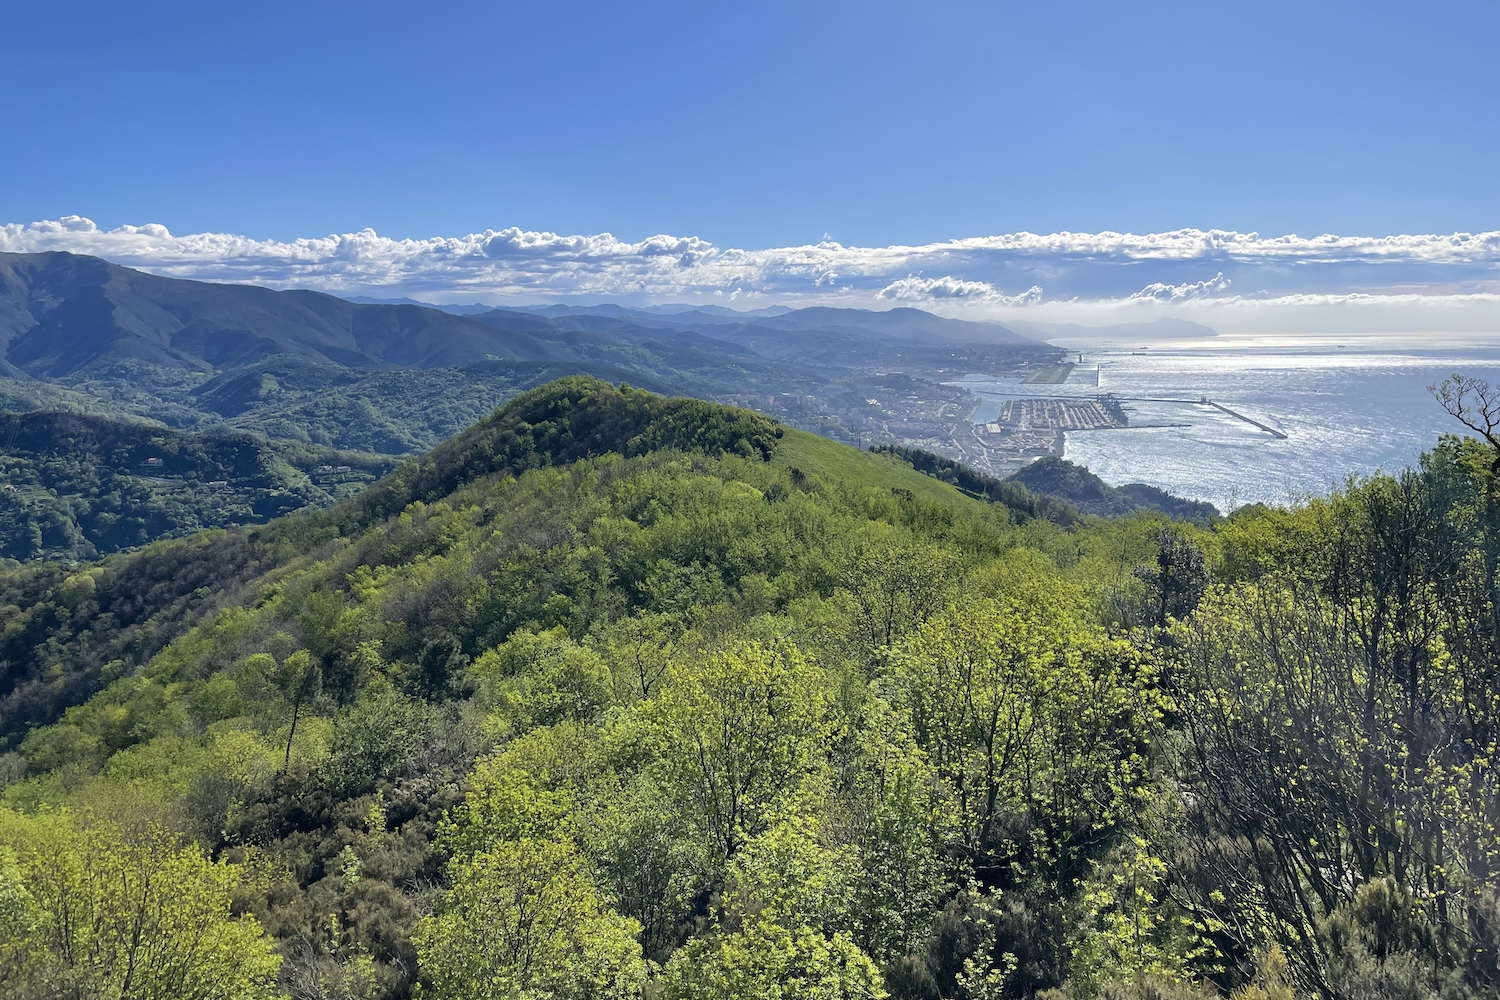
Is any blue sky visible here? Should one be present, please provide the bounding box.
[4,0,1498,248]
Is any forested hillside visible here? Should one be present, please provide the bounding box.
[0,252,594,374]
[1006,455,1221,522]
[0,410,396,561]
[869,445,1220,525]
[1,376,1497,1000]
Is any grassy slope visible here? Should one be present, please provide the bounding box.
[772,427,985,514]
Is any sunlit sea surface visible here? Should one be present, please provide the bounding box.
[954,334,1500,512]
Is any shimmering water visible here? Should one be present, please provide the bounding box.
[954,335,1500,511]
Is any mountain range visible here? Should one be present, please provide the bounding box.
[0,251,1036,380]
[0,252,617,376]
[0,250,1060,489]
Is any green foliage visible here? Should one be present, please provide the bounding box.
[1007,456,1219,523]
[1165,438,1500,997]
[0,381,1137,998]
[888,577,1159,881]
[837,701,951,965]
[649,640,836,870]
[1062,839,1206,999]
[0,409,393,561]
[420,726,647,999]
[471,628,612,735]
[274,648,321,770]
[416,838,646,1000]
[0,810,282,1000]
[659,911,887,1000]
[349,376,783,526]
[325,682,431,796]
[659,821,887,1000]
[1132,524,1211,627]
[197,361,658,455]
[867,443,1079,526]
[839,536,954,656]
[10,378,1500,1000]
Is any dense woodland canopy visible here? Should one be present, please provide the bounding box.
[1,375,1498,1000]
[0,410,396,562]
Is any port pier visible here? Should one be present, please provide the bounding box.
[968,391,1289,440]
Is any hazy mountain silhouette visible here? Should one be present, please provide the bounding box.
[0,252,608,377]
[0,252,1032,382]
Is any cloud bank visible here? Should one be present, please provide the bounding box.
[877,275,1044,305]
[1129,272,1232,303]
[4,216,1499,332]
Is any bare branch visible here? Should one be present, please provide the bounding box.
[1429,374,1500,452]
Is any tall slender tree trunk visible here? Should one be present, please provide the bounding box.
[284,698,301,772]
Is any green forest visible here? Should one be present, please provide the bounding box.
[0,411,396,562]
[1,375,1498,1000]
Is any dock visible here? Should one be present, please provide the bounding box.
[966,390,1287,439]
[1202,400,1288,439]
[1118,396,1287,438]
[1112,395,1287,439]
[1020,363,1075,385]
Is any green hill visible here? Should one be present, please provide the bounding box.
[189,359,686,454]
[1,376,1496,1000]
[0,410,397,561]
[1007,454,1220,522]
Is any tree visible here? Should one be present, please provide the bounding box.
[1062,838,1206,1000]
[659,914,887,1000]
[648,640,835,872]
[274,648,322,771]
[324,680,430,796]
[0,811,281,1000]
[415,838,645,1000]
[413,629,470,702]
[834,700,950,966]
[0,844,40,993]
[1135,525,1210,628]
[421,727,647,999]
[658,822,887,1000]
[1429,375,1500,650]
[1171,466,1500,996]
[1431,374,1500,475]
[471,627,612,734]
[838,536,953,659]
[889,588,1154,880]
[599,612,679,703]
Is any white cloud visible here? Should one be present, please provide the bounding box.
[3,218,1499,331]
[942,229,1500,264]
[1128,272,1231,303]
[877,275,1043,305]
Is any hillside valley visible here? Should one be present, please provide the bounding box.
[0,251,1059,462]
[0,377,1498,1000]
[0,253,1215,566]
[5,6,1489,1000]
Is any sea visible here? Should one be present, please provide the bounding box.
[954,334,1500,512]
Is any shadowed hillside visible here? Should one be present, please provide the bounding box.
[0,410,396,561]
[1007,455,1220,522]
[0,251,609,376]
